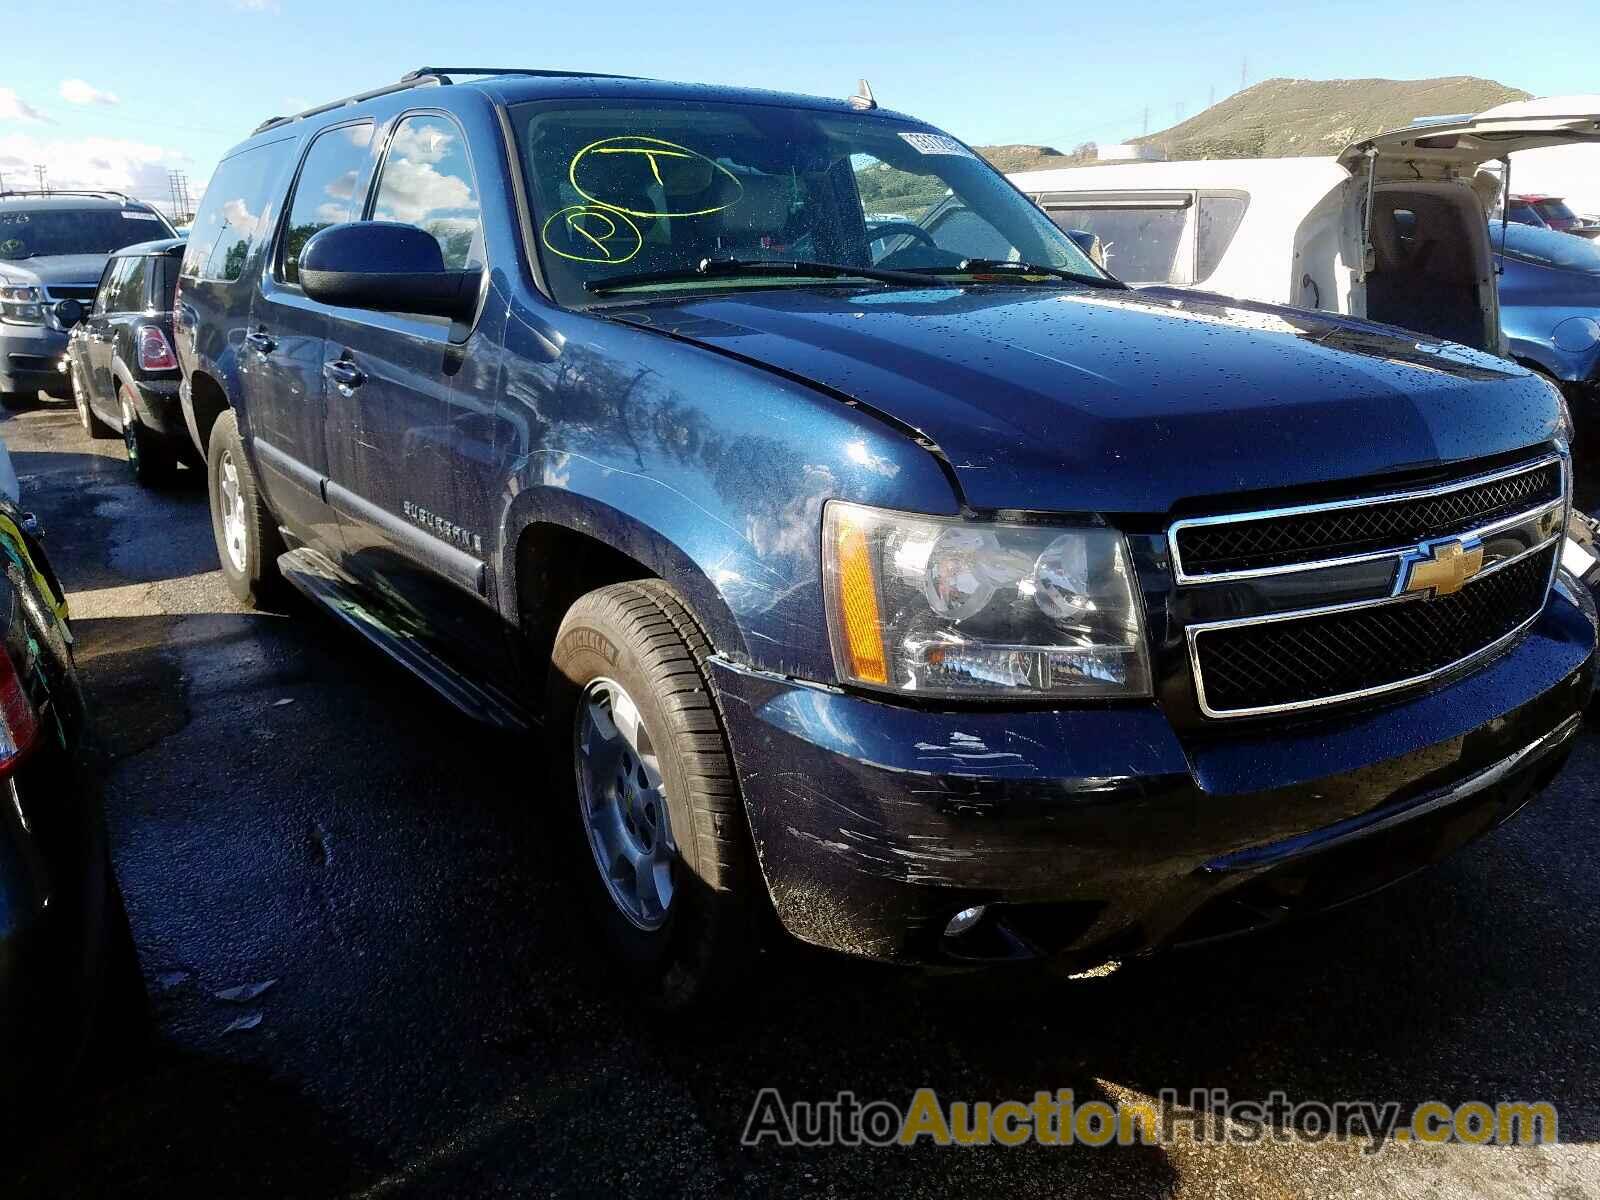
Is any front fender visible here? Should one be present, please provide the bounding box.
[494,305,959,681]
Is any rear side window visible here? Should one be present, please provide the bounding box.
[184,138,295,283]
[372,115,483,269]
[281,122,374,284]
[113,257,149,312]
[151,254,180,306]
[1046,202,1191,284]
[1195,194,1247,281]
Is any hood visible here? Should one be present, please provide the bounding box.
[609,284,1561,513]
[1339,94,1600,182]
[0,254,108,288]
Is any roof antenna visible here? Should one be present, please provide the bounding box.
[849,79,877,111]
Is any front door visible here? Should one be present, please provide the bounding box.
[322,111,506,675]
[242,119,375,553]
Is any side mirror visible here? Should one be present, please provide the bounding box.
[1066,229,1107,271]
[300,222,480,323]
[53,299,85,327]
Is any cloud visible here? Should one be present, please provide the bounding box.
[0,131,191,207]
[372,161,474,224]
[0,89,48,124]
[59,79,120,107]
[235,0,280,11]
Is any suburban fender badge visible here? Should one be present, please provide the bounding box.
[1395,537,1485,600]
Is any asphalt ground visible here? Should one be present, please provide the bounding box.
[2,400,1598,1199]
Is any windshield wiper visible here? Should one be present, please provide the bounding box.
[916,259,1126,290]
[584,256,934,294]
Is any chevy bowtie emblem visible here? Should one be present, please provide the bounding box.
[1397,538,1485,599]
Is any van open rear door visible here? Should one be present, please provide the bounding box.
[1337,95,1600,354]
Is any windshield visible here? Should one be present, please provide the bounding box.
[1491,220,1600,274]
[0,206,172,261]
[511,99,1102,306]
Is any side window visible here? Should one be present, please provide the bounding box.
[184,138,295,283]
[113,257,149,312]
[280,122,375,284]
[1045,201,1192,284]
[372,115,483,269]
[1195,194,1248,281]
[93,259,124,315]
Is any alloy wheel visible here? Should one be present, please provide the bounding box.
[573,676,677,930]
[217,450,248,573]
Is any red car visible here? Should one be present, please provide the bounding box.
[1511,193,1583,232]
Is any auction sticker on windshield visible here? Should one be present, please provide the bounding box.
[898,132,976,158]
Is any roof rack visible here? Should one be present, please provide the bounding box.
[252,75,448,135]
[399,66,640,84]
[253,67,640,136]
[0,188,143,204]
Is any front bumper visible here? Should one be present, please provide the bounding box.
[0,325,70,398]
[711,583,1597,968]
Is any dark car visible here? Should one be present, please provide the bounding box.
[61,238,192,484]
[0,193,178,409]
[0,487,144,1120]
[1488,220,1600,509]
[175,69,1595,1004]
[1513,194,1582,233]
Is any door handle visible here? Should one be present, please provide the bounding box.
[323,360,366,390]
[245,331,276,354]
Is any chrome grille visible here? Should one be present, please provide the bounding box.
[1175,454,1566,719]
[1172,458,1563,581]
[1191,544,1557,717]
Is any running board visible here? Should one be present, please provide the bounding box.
[277,547,532,733]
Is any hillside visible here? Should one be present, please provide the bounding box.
[1135,76,1529,160]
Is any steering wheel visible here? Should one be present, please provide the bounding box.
[865,221,938,249]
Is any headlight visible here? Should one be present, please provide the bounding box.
[0,285,43,326]
[822,501,1152,699]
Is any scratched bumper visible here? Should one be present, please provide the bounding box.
[709,581,1597,968]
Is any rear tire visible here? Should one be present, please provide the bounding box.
[73,365,115,439]
[206,409,282,606]
[547,579,759,1010]
[119,385,172,485]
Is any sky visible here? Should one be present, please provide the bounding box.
[1,0,1592,216]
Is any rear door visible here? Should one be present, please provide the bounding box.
[243,120,375,551]
[322,111,501,664]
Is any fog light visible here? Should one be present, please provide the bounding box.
[944,905,987,937]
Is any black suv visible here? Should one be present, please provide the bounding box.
[62,237,191,484]
[0,192,177,408]
[177,69,1596,1004]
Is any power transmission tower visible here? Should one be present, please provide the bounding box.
[1142,106,1149,135]
[1240,58,1248,92]
[33,164,48,194]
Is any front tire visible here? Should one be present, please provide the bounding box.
[547,580,758,1009]
[206,409,282,606]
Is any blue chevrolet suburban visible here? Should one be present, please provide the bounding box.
[175,68,1597,1005]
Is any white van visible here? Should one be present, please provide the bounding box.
[1009,96,1600,356]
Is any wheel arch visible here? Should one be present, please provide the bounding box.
[500,488,752,695]
[184,367,233,458]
